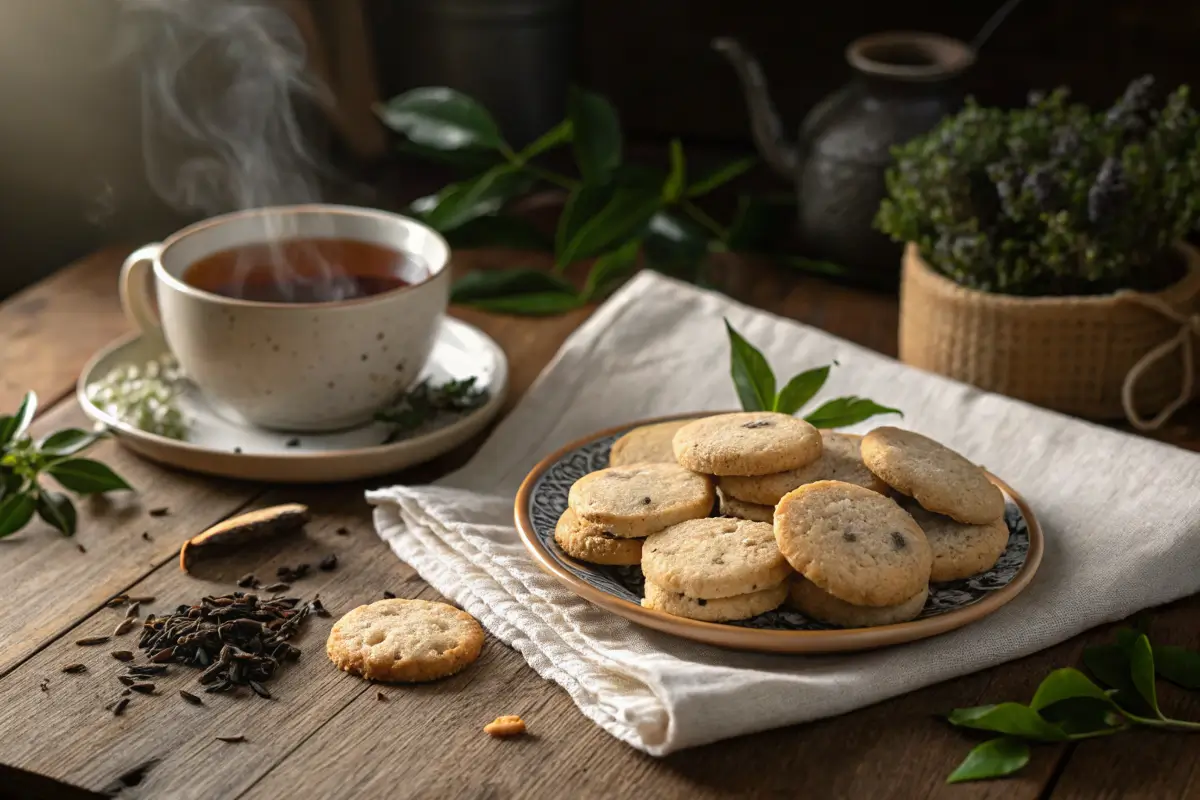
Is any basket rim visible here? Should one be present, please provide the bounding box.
[903,241,1200,309]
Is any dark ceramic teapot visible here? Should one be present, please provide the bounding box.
[714,33,975,283]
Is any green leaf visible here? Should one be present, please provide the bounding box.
[465,292,584,316]
[394,139,503,173]
[443,216,553,251]
[1129,634,1161,717]
[779,256,853,280]
[642,211,710,281]
[1083,643,1153,717]
[946,703,1068,741]
[414,165,533,233]
[376,87,506,151]
[0,493,36,538]
[1154,645,1200,690]
[582,239,642,301]
[556,187,661,268]
[0,391,37,447]
[38,428,104,458]
[804,396,902,428]
[36,490,76,537]
[0,469,19,503]
[46,458,133,495]
[1030,668,1111,711]
[724,319,776,412]
[1038,697,1126,736]
[451,269,576,304]
[568,87,621,184]
[517,119,573,161]
[663,139,686,202]
[773,367,831,415]
[686,156,756,198]
[946,738,1031,784]
[556,184,614,259]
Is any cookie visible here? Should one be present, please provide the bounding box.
[716,489,774,523]
[904,502,1010,582]
[860,427,1005,524]
[719,432,887,505]
[788,577,928,627]
[568,462,714,538]
[326,599,484,683]
[774,480,931,607]
[609,418,699,467]
[642,580,787,622]
[553,508,643,566]
[672,412,822,476]
[642,517,792,599]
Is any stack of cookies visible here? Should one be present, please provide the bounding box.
[553,412,1011,629]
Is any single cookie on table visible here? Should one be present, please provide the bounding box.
[788,577,928,627]
[609,418,700,467]
[903,502,1010,582]
[326,599,484,683]
[860,427,1005,524]
[642,517,792,599]
[553,508,643,566]
[672,412,823,477]
[719,431,887,506]
[774,480,931,607]
[716,488,775,523]
[568,462,714,538]
[642,580,787,622]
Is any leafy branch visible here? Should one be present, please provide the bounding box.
[0,392,133,539]
[724,319,901,427]
[945,627,1200,783]
[377,86,771,314]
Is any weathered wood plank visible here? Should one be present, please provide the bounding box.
[0,487,426,797]
[1048,598,1200,799]
[0,245,132,411]
[0,401,263,677]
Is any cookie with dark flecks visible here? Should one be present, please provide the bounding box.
[567,462,713,538]
[671,412,822,476]
[903,502,1010,582]
[719,431,887,505]
[641,517,791,599]
[860,427,1005,524]
[642,580,787,622]
[788,577,928,627]
[553,508,643,566]
[774,480,931,607]
[609,418,701,467]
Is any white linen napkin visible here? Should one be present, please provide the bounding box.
[368,271,1200,756]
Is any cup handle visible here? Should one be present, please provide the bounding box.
[119,244,164,337]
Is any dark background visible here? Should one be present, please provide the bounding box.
[1,0,1197,298]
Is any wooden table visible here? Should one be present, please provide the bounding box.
[1,246,1197,800]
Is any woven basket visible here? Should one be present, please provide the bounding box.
[899,242,1200,421]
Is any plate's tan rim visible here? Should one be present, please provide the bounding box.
[76,318,508,462]
[514,415,1045,654]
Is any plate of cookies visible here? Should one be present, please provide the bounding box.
[515,412,1044,654]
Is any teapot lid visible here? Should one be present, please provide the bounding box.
[846,32,975,82]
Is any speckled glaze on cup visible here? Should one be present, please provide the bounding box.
[119,205,450,432]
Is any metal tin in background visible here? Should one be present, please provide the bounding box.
[372,0,579,147]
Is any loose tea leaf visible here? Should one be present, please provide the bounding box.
[375,377,490,441]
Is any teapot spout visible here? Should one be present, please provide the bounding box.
[712,37,799,177]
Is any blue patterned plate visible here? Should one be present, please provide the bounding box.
[515,416,1044,654]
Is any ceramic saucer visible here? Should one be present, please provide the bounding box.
[77,317,507,483]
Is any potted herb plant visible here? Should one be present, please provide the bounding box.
[876,78,1200,429]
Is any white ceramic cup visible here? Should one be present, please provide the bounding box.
[120,205,450,432]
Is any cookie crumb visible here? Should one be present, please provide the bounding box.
[483,715,526,737]
[376,691,387,702]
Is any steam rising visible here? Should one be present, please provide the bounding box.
[122,0,371,301]
[126,0,329,215]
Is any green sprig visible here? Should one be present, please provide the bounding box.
[377,86,759,313]
[0,391,133,540]
[945,628,1200,783]
[375,377,491,444]
[723,319,901,427]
